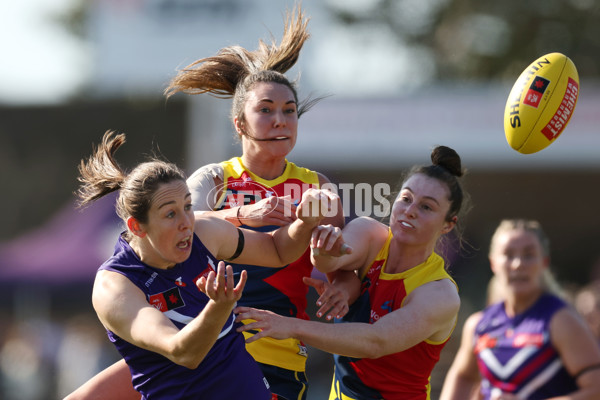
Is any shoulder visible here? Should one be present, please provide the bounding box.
[550,305,589,337]
[347,216,387,232]
[187,163,224,186]
[344,216,388,245]
[92,269,138,309]
[413,279,461,314]
[464,310,484,334]
[316,171,332,185]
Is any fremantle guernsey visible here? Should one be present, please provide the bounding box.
[330,230,457,400]
[474,293,578,399]
[98,233,271,400]
[212,157,319,372]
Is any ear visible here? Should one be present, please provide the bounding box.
[234,117,244,135]
[441,216,457,234]
[542,255,551,269]
[489,256,497,274]
[127,217,146,238]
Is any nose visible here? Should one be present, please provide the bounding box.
[181,211,194,232]
[405,203,418,218]
[273,110,286,127]
[509,256,523,270]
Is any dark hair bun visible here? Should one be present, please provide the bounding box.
[431,145,463,177]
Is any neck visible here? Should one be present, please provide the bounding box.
[503,289,544,317]
[385,240,434,274]
[240,153,287,180]
[129,237,172,270]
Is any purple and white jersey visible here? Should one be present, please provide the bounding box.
[474,293,578,399]
[98,233,271,400]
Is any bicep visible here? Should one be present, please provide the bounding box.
[551,308,600,380]
[195,216,285,266]
[370,280,460,355]
[440,312,482,400]
[449,312,482,380]
[92,271,179,355]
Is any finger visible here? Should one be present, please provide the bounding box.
[311,225,327,248]
[321,302,348,320]
[216,261,227,291]
[302,277,325,294]
[340,243,352,255]
[196,276,208,294]
[234,305,250,315]
[234,270,247,298]
[322,227,341,251]
[225,264,235,296]
[203,271,217,297]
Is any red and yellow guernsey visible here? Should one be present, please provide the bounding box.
[214,157,319,372]
[329,230,458,400]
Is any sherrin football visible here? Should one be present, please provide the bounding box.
[504,52,579,154]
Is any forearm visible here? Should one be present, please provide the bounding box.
[271,219,319,265]
[167,301,234,369]
[287,318,388,359]
[197,208,242,227]
[312,252,345,273]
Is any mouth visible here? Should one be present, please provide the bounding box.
[508,276,529,284]
[399,220,414,229]
[177,236,192,249]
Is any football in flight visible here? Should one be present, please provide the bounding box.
[504,52,579,154]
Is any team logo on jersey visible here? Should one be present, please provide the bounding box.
[297,344,308,357]
[381,300,393,313]
[149,287,185,311]
[174,277,186,287]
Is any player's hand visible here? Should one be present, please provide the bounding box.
[296,189,339,226]
[234,307,293,343]
[196,262,246,308]
[238,195,296,227]
[310,224,352,257]
[303,277,349,320]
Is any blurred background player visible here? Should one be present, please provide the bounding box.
[440,219,600,400]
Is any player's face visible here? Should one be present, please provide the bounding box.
[137,181,195,269]
[489,229,548,298]
[237,81,298,159]
[390,173,454,249]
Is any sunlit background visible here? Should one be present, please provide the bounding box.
[1,0,599,398]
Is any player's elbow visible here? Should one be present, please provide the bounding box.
[167,343,205,369]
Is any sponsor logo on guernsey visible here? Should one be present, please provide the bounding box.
[149,287,185,311]
[475,333,498,353]
[174,277,186,287]
[193,256,217,290]
[145,272,158,288]
[513,333,545,348]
